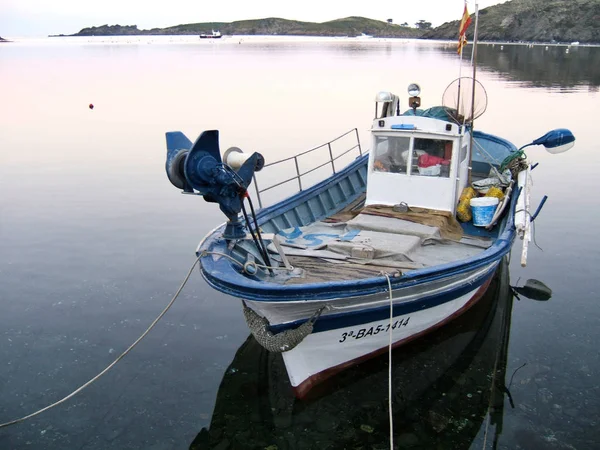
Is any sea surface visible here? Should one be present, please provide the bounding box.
[1,35,599,449]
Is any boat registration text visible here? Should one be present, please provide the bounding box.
[338,317,411,343]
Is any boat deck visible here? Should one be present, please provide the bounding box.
[265,197,496,285]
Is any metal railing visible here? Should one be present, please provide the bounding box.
[252,128,363,209]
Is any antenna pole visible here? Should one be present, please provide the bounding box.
[456,0,467,119]
[457,0,473,125]
[470,2,480,120]
[468,2,480,184]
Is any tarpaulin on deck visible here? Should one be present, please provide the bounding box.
[360,205,464,241]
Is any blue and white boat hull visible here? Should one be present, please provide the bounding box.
[281,269,497,395]
[233,258,500,396]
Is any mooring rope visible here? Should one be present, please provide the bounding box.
[0,256,200,429]
[383,272,394,450]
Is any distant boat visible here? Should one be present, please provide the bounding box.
[570,41,580,46]
[200,30,222,39]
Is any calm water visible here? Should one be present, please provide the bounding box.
[1,36,599,449]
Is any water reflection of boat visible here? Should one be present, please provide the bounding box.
[190,258,514,450]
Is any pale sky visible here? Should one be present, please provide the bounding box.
[0,0,508,37]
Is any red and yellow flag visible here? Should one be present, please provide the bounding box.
[457,5,472,54]
[457,35,468,54]
[459,5,472,37]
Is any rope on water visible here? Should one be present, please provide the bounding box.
[0,256,200,429]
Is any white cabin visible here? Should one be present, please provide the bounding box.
[366,113,471,214]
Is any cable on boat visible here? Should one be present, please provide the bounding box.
[514,207,543,252]
[0,256,201,430]
[240,197,273,275]
[245,193,273,271]
[530,220,543,252]
[383,272,394,450]
[220,163,273,274]
[472,138,502,172]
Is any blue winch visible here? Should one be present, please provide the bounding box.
[165,130,264,240]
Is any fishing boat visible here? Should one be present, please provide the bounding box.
[199,30,222,39]
[163,79,573,397]
[165,2,575,395]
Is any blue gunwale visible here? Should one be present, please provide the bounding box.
[197,129,518,303]
[199,228,514,302]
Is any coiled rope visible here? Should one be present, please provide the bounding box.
[0,256,200,429]
[500,149,529,178]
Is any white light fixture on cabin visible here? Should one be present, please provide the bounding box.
[407,83,421,97]
[375,91,393,102]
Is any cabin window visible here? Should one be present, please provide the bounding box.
[410,138,453,178]
[373,136,411,174]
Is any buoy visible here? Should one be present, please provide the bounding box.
[89,103,94,110]
[457,187,476,222]
[512,279,552,301]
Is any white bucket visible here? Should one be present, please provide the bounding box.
[470,197,499,227]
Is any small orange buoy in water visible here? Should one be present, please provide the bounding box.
[89,103,94,110]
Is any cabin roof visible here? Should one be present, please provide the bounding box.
[402,106,459,122]
[371,114,462,138]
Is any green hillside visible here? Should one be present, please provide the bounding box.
[69,17,422,38]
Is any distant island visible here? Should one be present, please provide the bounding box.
[56,0,600,44]
[59,17,422,39]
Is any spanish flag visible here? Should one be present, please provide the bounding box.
[457,5,472,54]
[457,35,468,54]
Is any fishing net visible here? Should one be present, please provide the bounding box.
[242,302,325,353]
[442,77,488,124]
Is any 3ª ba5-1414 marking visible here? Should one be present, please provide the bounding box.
[339,317,410,343]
